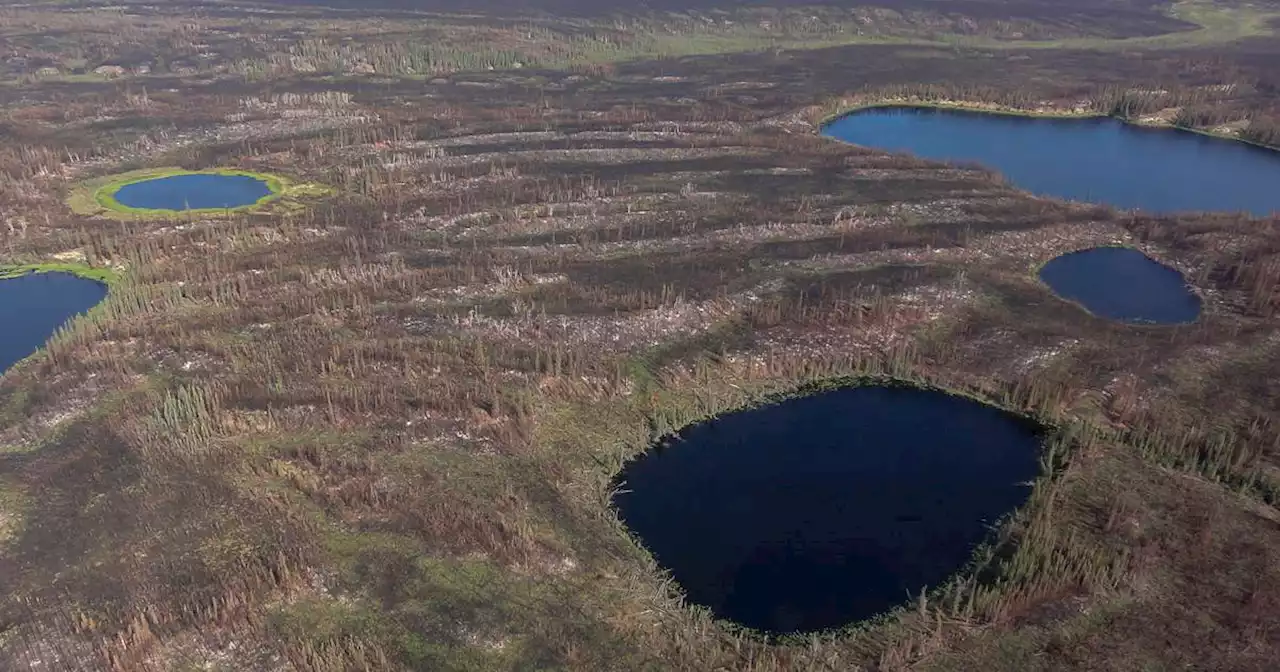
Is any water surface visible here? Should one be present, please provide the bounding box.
[0,272,107,373]
[822,107,1280,216]
[1039,247,1201,324]
[112,173,273,211]
[612,385,1042,635]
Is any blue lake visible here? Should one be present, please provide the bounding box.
[0,272,107,374]
[111,173,273,211]
[1039,247,1201,325]
[612,385,1042,635]
[822,107,1280,216]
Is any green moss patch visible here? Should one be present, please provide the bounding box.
[66,167,331,220]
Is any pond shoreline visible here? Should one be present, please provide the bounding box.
[65,166,330,220]
[817,101,1280,216]
[612,376,1049,636]
[94,167,284,216]
[610,372,1073,640]
[813,98,1280,153]
[1035,246,1202,325]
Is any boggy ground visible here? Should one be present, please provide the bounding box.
[1,1,1280,671]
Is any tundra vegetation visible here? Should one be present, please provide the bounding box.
[0,0,1279,670]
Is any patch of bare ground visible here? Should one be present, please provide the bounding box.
[0,372,125,452]
[412,286,757,355]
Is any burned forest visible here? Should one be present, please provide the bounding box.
[2,0,1280,670]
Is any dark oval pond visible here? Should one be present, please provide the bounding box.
[612,385,1043,635]
[0,272,107,374]
[822,107,1280,216]
[112,173,273,211]
[1039,246,1201,325]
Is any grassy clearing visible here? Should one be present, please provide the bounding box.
[64,0,1255,85]
[0,0,1270,95]
[272,0,1280,73]
[937,0,1280,51]
[65,167,329,220]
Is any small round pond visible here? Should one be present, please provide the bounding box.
[612,384,1043,635]
[1039,247,1201,325]
[821,107,1280,216]
[109,172,275,212]
[0,272,107,374]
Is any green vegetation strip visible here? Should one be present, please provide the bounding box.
[602,0,1280,64]
[0,261,118,285]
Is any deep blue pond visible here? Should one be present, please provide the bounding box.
[0,272,107,374]
[111,173,273,211]
[612,385,1043,635]
[822,107,1280,216]
[1039,247,1201,324]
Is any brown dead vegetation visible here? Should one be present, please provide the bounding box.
[0,1,1278,671]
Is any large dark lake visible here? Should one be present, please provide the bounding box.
[612,385,1043,635]
[0,272,107,374]
[822,107,1280,216]
[112,173,273,211]
[1039,247,1201,324]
